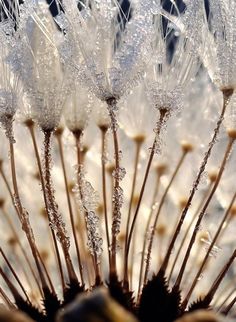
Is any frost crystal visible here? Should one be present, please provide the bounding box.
[202,0,236,90]
[54,0,155,102]
[74,165,103,258]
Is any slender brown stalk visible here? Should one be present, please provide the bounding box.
[26,121,66,291]
[216,287,236,312]
[137,169,163,299]
[0,287,14,308]
[203,249,236,305]
[56,130,85,285]
[74,131,102,285]
[1,207,43,297]
[167,181,214,283]
[182,188,236,309]
[143,148,188,285]
[99,126,111,268]
[43,129,78,285]
[107,98,123,277]
[160,90,233,274]
[221,292,236,315]
[124,136,144,271]
[124,108,169,288]
[0,247,30,301]
[9,138,49,293]
[174,136,235,290]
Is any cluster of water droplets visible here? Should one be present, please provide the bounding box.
[73,165,103,258]
[13,194,36,244]
[42,138,70,251]
[203,0,236,90]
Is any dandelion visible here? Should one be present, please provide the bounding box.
[0,1,236,322]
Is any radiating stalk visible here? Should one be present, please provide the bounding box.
[43,129,78,285]
[0,247,30,301]
[167,181,214,283]
[9,138,49,293]
[74,131,102,285]
[160,89,233,274]
[107,98,123,277]
[124,136,144,272]
[137,165,166,299]
[202,249,236,307]
[26,121,66,292]
[124,108,169,289]
[55,129,84,285]
[99,126,111,268]
[143,147,188,285]
[1,206,43,297]
[0,287,14,308]
[182,188,236,309]
[174,135,235,291]
[221,292,236,315]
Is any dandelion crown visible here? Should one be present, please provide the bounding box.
[0,1,235,322]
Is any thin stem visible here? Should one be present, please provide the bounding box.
[107,99,122,277]
[174,136,235,290]
[0,247,30,302]
[56,131,85,286]
[0,287,14,308]
[100,127,111,269]
[1,207,43,297]
[124,108,169,288]
[75,132,102,285]
[204,249,236,305]
[9,139,48,292]
[160,91,232,274]
[221,292,236,315]
[27,122,66,292]
[124,137,143,272]
[217,287,236,312]
[167,182,214,283]
[137,172,162,300]
[43,129,78,285]
[143,150,187,285]
[182,189,236,309]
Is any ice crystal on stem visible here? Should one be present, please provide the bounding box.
[73,165,103,259]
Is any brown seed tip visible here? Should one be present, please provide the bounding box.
[181,141,194,153]
[156,163,168,176]
[40,249,50,262]
[118,233,126,244]
[54,126,64,137]
[227,128,236,139]
[40,207,47,219]
[106,164,115,175]
[24,119,35,128]
[97,204,104,215]
[99,125,109,133]
[156,224,167,236]
[174,309,222,322]
[132,194,140,207]
[133,134,146,144]
[32,171,40,181]
[179,197,188,209]
[208,170,218,183]
[7,237,18,248]
[221,87,234,99]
